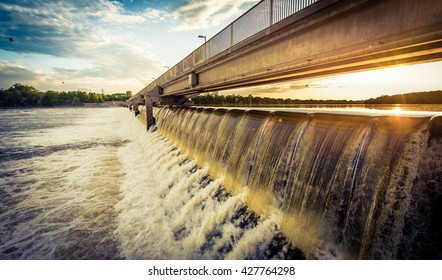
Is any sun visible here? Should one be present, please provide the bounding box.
[391,105,403,115]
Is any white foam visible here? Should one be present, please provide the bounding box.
[0,108,129,259]
[226,215,278,260]
[115,113,292,259]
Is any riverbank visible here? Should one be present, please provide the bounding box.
[191,103,442,112]
[0,102,127,109]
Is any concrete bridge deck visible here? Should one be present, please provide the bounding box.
[130,0,442,128]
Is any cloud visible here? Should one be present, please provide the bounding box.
[143,7,169,23]
[0,61,46,86]
[0,60,43,82]
[0,59,148,93]
[171,0,257,31]
[0,0,155,56]
[0,0,261,93]
[222,82,310,97]
[0,0,166,92]
[91,1,147,24]
[306,82,347,89]
[219,77,351,98]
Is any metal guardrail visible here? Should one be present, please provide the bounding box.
[233,0,271,46]
[153,0,319,90]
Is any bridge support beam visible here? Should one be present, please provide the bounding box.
[144,86,161,129]
[144,86,194,129]
[133,95,144,117]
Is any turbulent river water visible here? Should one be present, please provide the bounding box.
[0,106,441,260]
[0,107,300,260]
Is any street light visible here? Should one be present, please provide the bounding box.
[198,35,206,43]
[164,66,169,70]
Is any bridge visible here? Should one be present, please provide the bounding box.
[129,0,442,128]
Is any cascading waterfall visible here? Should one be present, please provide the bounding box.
[116,111,303,260]
[149,106,442,259]
[1,107,439,260]
[0,108,303,260]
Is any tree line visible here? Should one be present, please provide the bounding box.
[193,90,442,105]
[0,84,132,107]
[1,83,440,107]
[364,90,442,104]
[192,94,363,106]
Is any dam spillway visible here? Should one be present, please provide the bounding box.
[136,106,442,259]
[1,107,440,260]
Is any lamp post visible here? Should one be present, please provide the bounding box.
[198,35,207,61]
[198,35,206,43]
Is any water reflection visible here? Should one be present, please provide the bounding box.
[197,104,442,112]
[364,104,442,112]
[195,104,442,117]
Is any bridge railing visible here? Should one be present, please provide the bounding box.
[151,0,319,91]
[272,0,318,23]
[232,0,271,45]
[208,0,319,58]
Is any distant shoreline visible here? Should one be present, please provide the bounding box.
[0,104,127,109]
[194,103,442,107]
[192,104,442,112]
[192,90,442,106]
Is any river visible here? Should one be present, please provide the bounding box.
[0,106,441,259]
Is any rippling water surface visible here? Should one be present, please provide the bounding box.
[0,108,129,259]
[3,106,440,260]
[1,107,300,260]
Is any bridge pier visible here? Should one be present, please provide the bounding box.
[144,86,161,129]
[144,86,194,129]
[132,95,145,117]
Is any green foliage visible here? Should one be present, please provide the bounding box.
[0,83,132,107]
[102,93,129,102]
[364,91,442,104]
[193,93,362,106]
[193,91,442,106]
[1,84,440,107]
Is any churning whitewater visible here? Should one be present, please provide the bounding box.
[150,106,442,260]
[0,107,301,260]
[1,106,441,259]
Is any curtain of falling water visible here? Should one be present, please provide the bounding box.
[154,106,442,259]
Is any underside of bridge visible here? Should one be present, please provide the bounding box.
[130,0,442,128]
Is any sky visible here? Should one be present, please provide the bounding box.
[1,0,441,99]
[0,0,257,94]
[222,61,442,100]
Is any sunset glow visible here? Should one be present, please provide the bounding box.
[222,61,442,100]
[1,0,441,98]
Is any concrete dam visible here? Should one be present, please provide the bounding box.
[132,105,442,259]
[126,0,442,261]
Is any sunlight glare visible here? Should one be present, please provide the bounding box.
[392,105,403,115]
[333,65,408,86]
